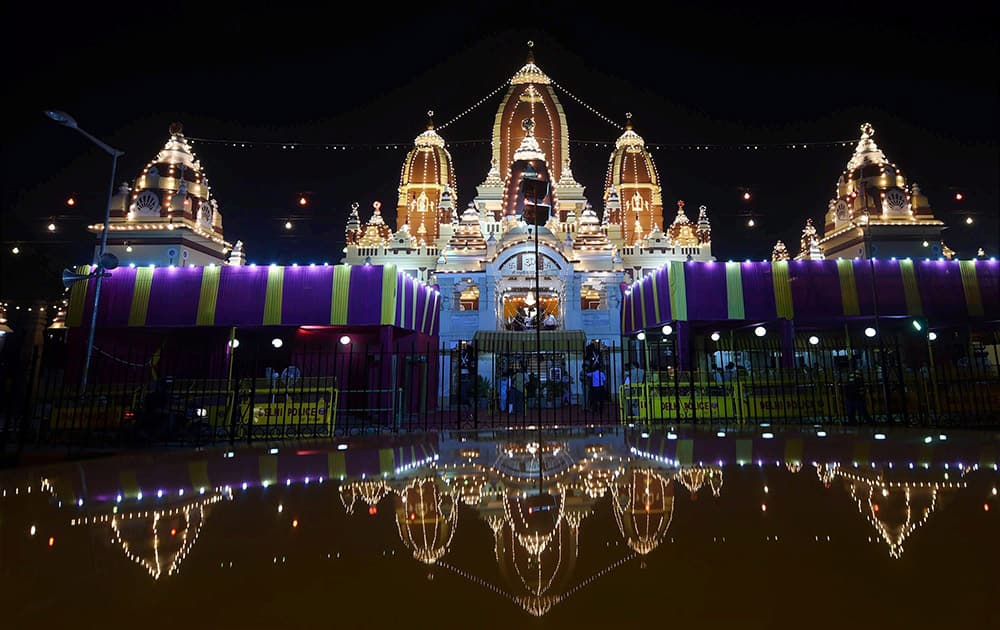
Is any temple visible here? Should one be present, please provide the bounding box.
[798,122,946,261]
[340,45,714,400]
[93,123,233,267]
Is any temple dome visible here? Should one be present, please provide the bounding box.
[110,123,227,244]
[397,113,458,244]
[605,117,664,244]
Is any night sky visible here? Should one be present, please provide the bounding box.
[2,2,997,303]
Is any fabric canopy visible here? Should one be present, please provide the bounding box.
[472,330,587,352]
[622,259,999,334]
[66,264,440,336]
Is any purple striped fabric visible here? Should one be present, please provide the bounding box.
[146,266,202,326]
[654,266,672,322]
[788,259,839,319]
[979,260,1000,316]
[685,261,727,320]
[347,265,384,325]
[870,260,908,316]
[740,262,777,322]
[100,266,137,327]
[281,266,334,325]
[914,260,966,319]
[414,281,428,333]
[215,265,268,326]
[641,273,658,327]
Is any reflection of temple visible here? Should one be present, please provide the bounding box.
[392,477,458,565]
[611,466,675,555]
[674,466,724,500]
[818,463,966,559]
[71,490,229,580]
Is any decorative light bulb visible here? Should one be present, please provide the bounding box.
[299,196,308,206]
[47,223,56,232]
[271,338,283,348]
[339,335,351,346]
[746,218,755,227]
[661,324,673,336]
[66,197,76,206]
[285,221,293,230]
[636,331,646,341]
[864,327,877,338]
[754,326,766,337]
[710,332,721,342]
[743,191,751,201]
[808,335,819,345]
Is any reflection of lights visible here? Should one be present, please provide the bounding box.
[816,431,827,437]
[762,432,774,439]
[874,433,886,440]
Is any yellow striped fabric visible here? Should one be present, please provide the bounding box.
[772,261,794,320]
[331,265,351,324]
[380,264,398,325]
[899,259,923,316]
[263,266,284,325]
[958,261,984,317]
[66,265,91,327]
[669,261,688,321]
[650,267,661,324]
[638,276,648,328]
[837,259,860,316]
[128,267,155,326]
[726,262,745,320]
[420,285,432,333]
[196,265,221,325]
[328,452,347,479]
[379,448,396,475]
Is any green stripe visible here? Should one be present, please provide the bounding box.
[128,267,155,326]
[772,261,794,320]
[263,266,284,325]
[196,265,220,325]
[958,261,984,317]
[650,268,661,324]
[379,448,396,475]
[331,265,351,324]
[837,259,860,316]
[328,452,346,479]
[380,265,398,324]
[725,262,745,320]
[66,265,91,327]
[899,259,923,316]
[669,261,688,321]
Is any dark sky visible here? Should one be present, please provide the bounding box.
[2,1,997,302]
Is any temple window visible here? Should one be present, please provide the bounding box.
[580,281,604,310]
[456,281,479,311]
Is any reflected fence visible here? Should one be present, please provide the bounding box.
[2,323,999,452]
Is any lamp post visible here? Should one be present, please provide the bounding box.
[45,110,124,391]
[859,185,892,421]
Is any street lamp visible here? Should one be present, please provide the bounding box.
[46,110,124,391]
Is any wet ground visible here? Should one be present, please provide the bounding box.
[1,425,997,628]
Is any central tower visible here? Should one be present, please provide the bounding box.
[475,43,587,220]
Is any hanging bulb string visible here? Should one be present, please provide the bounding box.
[185,135,856,152]
[437,80,511,130]
[550,79,624,130]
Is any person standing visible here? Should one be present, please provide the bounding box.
[589,366,607,415]
[510,368,525,415]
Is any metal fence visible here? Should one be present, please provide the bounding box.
[2,323,998,454]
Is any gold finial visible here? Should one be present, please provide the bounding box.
[677,200,685,210]
[625,112,633,131]
[427,110,435,130]
[521,117,535,134]
[373,201,382,213]
[861,122,874,139]
[526,40,535,64]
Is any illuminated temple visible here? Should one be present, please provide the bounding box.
[795,122,946,261]
[341,46,714,356]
